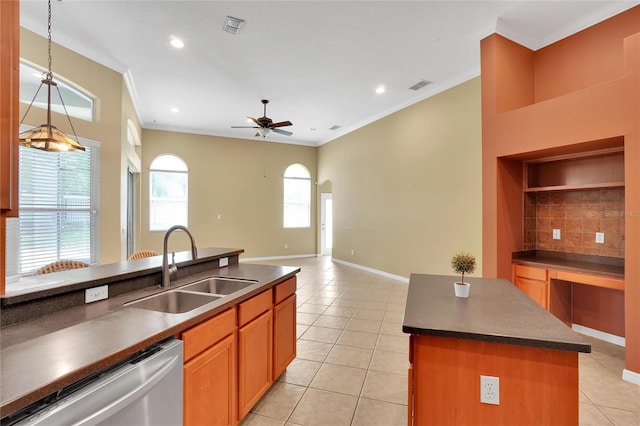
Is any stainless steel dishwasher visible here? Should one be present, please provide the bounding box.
[2,338,183,426]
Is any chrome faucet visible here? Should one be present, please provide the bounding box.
[162,225,198,288]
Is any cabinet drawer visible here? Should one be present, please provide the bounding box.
[239,290,273,327]
[514,264,547,281]
[274,277,296,305]
[514,277,548,310]
[182,307,236,362]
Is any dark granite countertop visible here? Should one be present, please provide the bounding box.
[512,250,624,279]
[402,274,591,353]
[1,247,244,304]
[0,258,300,418]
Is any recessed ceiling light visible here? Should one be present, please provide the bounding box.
[170,107,179,113]
[375,85,386,94]
[170,38,184,48]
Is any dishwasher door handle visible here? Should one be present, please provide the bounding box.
[74,352,182,426]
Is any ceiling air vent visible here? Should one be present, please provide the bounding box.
[409,80,432,91]
[329,125,342,131]
[223,16,245,35]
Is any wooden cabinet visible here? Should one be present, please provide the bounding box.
[1,0,20,296]
[182,307,237,426]
[184,334,236,426]
[1,0,19,214]
[512,264,549,309]
[180,277,298,424]
[238,290,273,419]
[273,277,297,380]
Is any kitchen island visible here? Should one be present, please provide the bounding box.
[0,248,299,424]
[403,274,590,425]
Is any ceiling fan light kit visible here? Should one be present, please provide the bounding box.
[231,99,293,138]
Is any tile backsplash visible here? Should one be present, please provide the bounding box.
[524,188,625,258]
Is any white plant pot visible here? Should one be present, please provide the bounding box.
[454,281,470,298]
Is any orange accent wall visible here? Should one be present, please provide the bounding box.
[481,7,640,376]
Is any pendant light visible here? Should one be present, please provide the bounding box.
[19,0,85,152]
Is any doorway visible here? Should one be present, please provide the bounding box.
[320,193,333,256]
[126,168,134,258]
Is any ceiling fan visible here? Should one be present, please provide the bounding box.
[231,99,293,137]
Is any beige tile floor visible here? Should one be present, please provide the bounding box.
[240,256,640,426]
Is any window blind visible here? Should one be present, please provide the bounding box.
[7,140,100,275]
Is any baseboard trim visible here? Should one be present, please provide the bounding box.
[240,254,318,262]
[622,369,640,386]
[572,324,625,347]
[332,258,409,283]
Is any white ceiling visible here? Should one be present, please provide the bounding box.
[19,0,640,146]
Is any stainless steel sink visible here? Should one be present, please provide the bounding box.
[126,291,222,314]
[179,277,257,296]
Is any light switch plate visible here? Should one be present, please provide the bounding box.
[219,257,229,267]
[595,232,605,244]
[552,229,561,240]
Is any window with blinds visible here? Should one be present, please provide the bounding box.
[6,140,101,276]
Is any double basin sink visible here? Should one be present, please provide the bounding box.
[125,277,257,314]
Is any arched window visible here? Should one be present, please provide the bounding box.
[19,61,95,122]
[283,164,311,228]
[149,154,188,231]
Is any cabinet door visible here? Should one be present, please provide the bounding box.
[184,333,237,426]
[1,0,19,215]
[273,294,296,380]
[238,310,273,420]
[514,277,548,309]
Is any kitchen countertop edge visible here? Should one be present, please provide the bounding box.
[0,260,300,419]
[402,274,591,354]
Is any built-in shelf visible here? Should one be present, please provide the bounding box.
[525,181,625,193]
[524,148,624,192]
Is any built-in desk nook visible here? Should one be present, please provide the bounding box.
[512,251,624,340]
[403,274,590,425]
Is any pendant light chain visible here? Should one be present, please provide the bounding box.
[18,0,85,152]
[47,0,52,79]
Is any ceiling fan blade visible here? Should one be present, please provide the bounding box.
[231,126,259,129]
[247,116,262,127]
[270,121,292,128]
[272,128,293,136]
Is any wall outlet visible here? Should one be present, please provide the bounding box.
[219,257,229,267]
[595,232,604,244]
[216,214,222,220]
[285,244,288,249]
[351,249,355,256]
[85,285,108,303]
[480,375,500,405]
[552,229,561,240]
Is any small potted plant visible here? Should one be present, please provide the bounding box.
[451,252,476,298]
